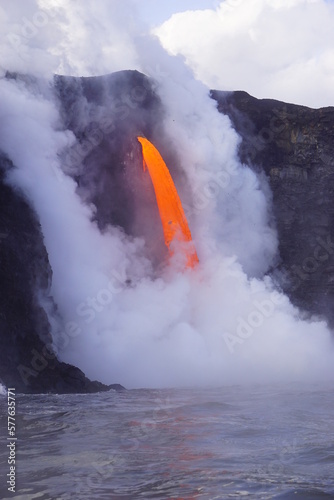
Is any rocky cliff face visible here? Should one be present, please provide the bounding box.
[211,90,334,326]
[53,70,167,265]
[1,71,333,393]
[0,70,160,393]
[0,154,120,393]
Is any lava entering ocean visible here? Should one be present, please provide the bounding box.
[137,137,199,269]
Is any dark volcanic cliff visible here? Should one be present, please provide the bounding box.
[0,155,120,393]
[1,71,334,393]
[0,70,162,393]
[211,90,334,326]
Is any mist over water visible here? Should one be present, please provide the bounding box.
[0,0,333,388]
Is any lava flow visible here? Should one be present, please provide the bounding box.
[137,136,199,269]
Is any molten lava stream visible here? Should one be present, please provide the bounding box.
[137,136,199,269]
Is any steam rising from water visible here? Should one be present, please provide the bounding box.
[0,0,333,388]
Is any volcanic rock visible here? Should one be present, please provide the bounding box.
[2,71,334,394]
[0,154,122,393]
[211,90,334,326]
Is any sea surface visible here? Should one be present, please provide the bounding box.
[0,382,334,499]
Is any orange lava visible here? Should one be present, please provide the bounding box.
[137,136,199,269]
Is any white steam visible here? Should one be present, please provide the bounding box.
[0,0,333,388]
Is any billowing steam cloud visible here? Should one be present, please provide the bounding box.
[0,0,333,388]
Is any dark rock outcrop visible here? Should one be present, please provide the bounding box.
[2,71,334,394]
[1,70,163,393]
[54,71,170,266]
[54,71,161,229]
[211,90,334,326]
[0,155,123,393]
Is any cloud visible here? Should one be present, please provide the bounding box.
[156,0,334,107]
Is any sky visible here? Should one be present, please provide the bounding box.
[132,0,220,27]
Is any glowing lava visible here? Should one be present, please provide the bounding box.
[137,136,199,269]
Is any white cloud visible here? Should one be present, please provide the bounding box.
[156,0,334,107]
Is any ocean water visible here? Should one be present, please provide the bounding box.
[1,382,334,499]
